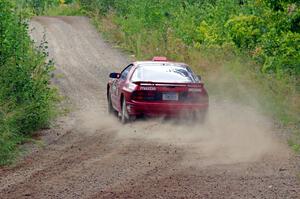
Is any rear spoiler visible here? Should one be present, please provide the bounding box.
[132,81,203,87]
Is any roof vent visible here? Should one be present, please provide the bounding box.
[152,56,168,62]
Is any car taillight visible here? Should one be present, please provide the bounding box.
[132,91,144,100]
[187,87,202,98]
[186,86,208,102]
[187,91,201,101]
[132,90,156,101]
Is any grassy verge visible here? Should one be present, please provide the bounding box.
[14,0,83,16]
[43,2,83,16]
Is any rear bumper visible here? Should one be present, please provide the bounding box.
[127,100,208,116]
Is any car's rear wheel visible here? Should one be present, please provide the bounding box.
[121,98,129,124]
[107,92,115,114]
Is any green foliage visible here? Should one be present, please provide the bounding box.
[79,0,300,76]
[15,0,78,15]
[226,15,265,49]
[79,0,116,14]
[260,31,300,75]
[43,3,83,16]
[0,0,57,165]
[14,0,59,15]
[0,104,20,165]
[196,21,224,46]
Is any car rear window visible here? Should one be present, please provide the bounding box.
[131,63,199,83]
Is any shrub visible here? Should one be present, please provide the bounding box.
[0,0,57,165]
[226,15,265,50]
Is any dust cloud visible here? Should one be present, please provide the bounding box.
[113,100,284,166]
[74,98,284,167]
[75,108,121,134]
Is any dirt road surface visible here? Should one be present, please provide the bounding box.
[0,16,299,199]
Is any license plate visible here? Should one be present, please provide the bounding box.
[162,92,178,101]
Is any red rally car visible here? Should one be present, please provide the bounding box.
[107,57,209,123]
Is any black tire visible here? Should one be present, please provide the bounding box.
[107,92,114,114]
[121,98,129,124]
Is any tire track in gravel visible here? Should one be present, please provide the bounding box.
[0,16,299,199]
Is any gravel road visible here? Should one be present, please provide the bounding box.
[0,16,299,199]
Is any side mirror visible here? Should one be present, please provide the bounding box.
[197,75,201,81]
[109,72,120,79]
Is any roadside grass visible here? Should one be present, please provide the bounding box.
[0,103,17,165]
[14,0,83,17]
[43,2,83,16]
[90,11,300,150]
